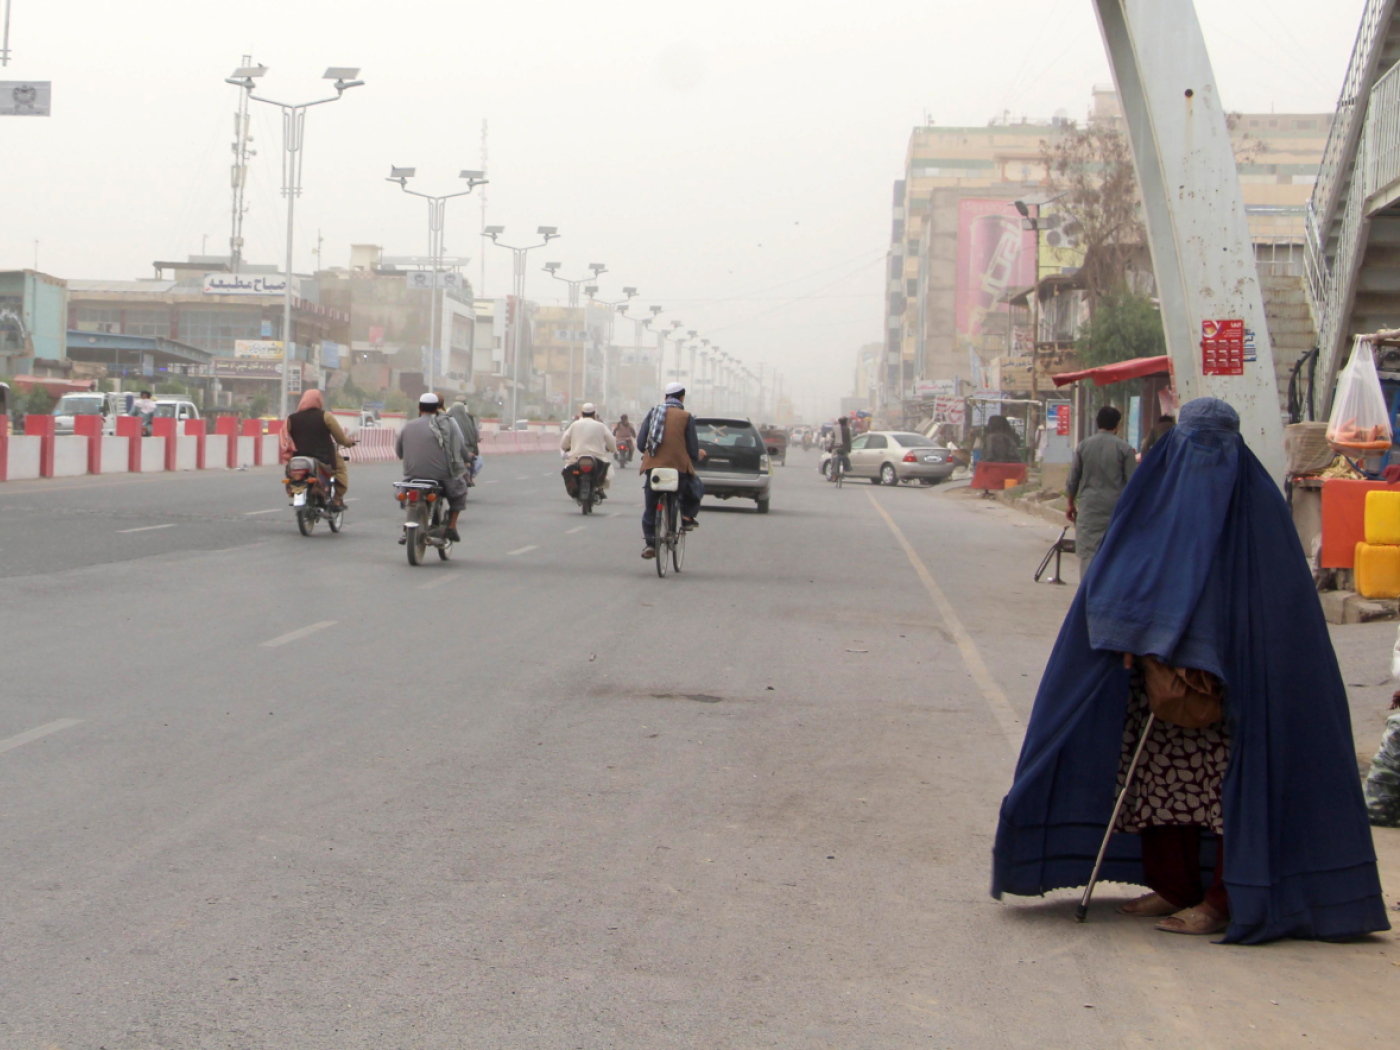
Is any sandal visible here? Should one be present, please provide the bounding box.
[1155,905,1228,936]
[1119,892,1178,917]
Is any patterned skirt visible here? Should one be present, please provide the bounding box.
[1114,676,1229,834]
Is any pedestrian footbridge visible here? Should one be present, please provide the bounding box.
[1307,0,1400,410]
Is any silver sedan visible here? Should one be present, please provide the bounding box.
[845,431,957,486]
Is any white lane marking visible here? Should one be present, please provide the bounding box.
[244,508,282,516]
[117,523,178,534]
[607,512,622,518]
[345,497,360,503]
[484,479,500,484]
[419,574,459,590]
[260,620,338,648]
[867,492,1022,753]
[515,475,529,480]
[506,545,538,556]
[0,718,83,756]
[566,526,586,534]
[541,473,553,477]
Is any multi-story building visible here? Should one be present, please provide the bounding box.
[881,89,1331,416]
[67,256,348,409]
[0,270,68,377]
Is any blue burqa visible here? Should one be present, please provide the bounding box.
[991,398,1389,943]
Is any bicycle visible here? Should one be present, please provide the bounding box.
[649,468,686,578]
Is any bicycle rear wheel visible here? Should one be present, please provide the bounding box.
[655,494,670,578]
[672,508,686,572]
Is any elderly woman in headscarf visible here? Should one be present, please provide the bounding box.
[993,397,1388,943]
[280,390,356,507]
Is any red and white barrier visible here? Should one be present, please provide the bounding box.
[347,428,397,463]
[0,415,563,482]
[7,436,40,480]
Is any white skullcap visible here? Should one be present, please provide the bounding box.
[419,392,441,406]
[664,382,685,396]
[581,402,597,414]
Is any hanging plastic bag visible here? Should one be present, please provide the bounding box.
[1326,336,1393,452]
[1391,621,1400,680]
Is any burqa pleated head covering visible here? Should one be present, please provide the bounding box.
[992,398,1388,943]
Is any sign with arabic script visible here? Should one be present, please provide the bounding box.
[0,82,51,116]
[202,273,294,296]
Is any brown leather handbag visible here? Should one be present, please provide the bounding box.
[1141,655,1224,729]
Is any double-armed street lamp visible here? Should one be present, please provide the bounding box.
[588,285,637,412]
[225,64,364,417]
[543,261,606,416]
[387,167,486,396]
[484,225,561,429]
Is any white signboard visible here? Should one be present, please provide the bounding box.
[933,395,965,425]
[0,82,51,116]
[404,271,462,290]
[203,273,292,296]
[234,339,284,360]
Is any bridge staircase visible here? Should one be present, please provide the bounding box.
[1305,0,1400,412]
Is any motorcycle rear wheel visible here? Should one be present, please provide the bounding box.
[327,507,344,532]
[297,509,315,536]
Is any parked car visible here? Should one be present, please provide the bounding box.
[694,416,772,514]
[153,398,201,425]
[52,392,129,435]
[843,430,957,486]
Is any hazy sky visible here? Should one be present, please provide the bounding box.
[0,0,1366,418]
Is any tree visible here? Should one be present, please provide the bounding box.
[1041,123,1145,310]
[22,384,54,416]
[1075,290,1165,368]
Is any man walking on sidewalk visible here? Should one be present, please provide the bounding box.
[1066,405,1136,576]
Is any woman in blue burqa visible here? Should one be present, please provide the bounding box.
[992,397,1389,943]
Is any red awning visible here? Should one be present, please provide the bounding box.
[1051,355,1172,388]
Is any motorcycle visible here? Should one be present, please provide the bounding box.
[285,456,343,536]
[394,478,453,565]
[614,440,632,469]
[566,455,608,514]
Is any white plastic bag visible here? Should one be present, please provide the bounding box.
[1326,336,1392,451]
[1391,622,1400,680]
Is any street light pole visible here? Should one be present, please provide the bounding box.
[484,225,560,429]
[592,287,637,415]
[387,167,486,396]
[226,64,364,418]
[543,262,606,417]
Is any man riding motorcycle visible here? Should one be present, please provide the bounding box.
[560,403,617,498]
[396,393,469,543]
[446,394,482,485]
[612,414,636,466]
[281,389,356,507]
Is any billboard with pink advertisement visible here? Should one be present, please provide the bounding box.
[955,199,1036,361]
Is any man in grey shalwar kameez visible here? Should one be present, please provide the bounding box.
[1066,404,1136,576]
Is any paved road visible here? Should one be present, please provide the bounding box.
[1,449,1395,1048]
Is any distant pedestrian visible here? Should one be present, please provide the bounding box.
[1139,414,1176,457]
[1066,405,1136,575]
[982,416,1020,463]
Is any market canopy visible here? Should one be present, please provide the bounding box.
[1051,355,1171,388]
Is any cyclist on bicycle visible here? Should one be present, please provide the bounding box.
[637,382,705,560]
[827,416,852,479]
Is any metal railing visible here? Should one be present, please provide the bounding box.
[1366,60,1400,199]
[1313,135,1370,414]
[1310,0,1395,240]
